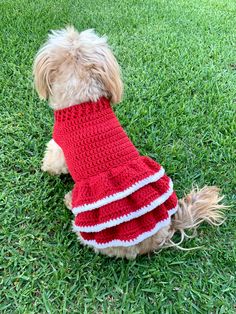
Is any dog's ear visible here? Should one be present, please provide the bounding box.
[90,44,123,104]
[99,49,123,104]
[33,47,54,100]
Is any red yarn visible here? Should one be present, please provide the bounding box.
[81,194,178,245]
[53,97,178,248]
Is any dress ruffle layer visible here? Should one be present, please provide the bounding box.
[72,156,164,213]
[78,195,178,248]
[71,156,178,248]
[74,176,174,232]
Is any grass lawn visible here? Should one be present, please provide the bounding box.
[1,0,235,312]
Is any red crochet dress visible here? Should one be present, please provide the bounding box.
[53,97,178,249]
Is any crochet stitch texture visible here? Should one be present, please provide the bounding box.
[53,97,178,248]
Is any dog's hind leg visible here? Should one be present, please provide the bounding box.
[64,191,72,209]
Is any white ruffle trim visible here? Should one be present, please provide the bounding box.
[76,206,178,249]
[72,167,165,214]
[73,180,174,232]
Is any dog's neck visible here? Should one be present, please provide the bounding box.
[48,78,109,111]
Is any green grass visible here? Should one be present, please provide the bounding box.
[1,0,236,312]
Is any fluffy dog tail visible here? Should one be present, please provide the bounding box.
[167,186,226,248]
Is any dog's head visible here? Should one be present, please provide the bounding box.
[33,27,123,109]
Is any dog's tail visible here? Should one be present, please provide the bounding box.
[167,186,226,249]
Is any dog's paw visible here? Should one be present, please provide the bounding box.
[64,191,72,209]
[41,161,68,175]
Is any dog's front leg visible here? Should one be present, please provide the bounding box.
[41,139,68,175]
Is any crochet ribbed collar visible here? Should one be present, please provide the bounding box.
[54,97,110,123]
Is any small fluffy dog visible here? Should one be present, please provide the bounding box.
[33,27,225,259]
